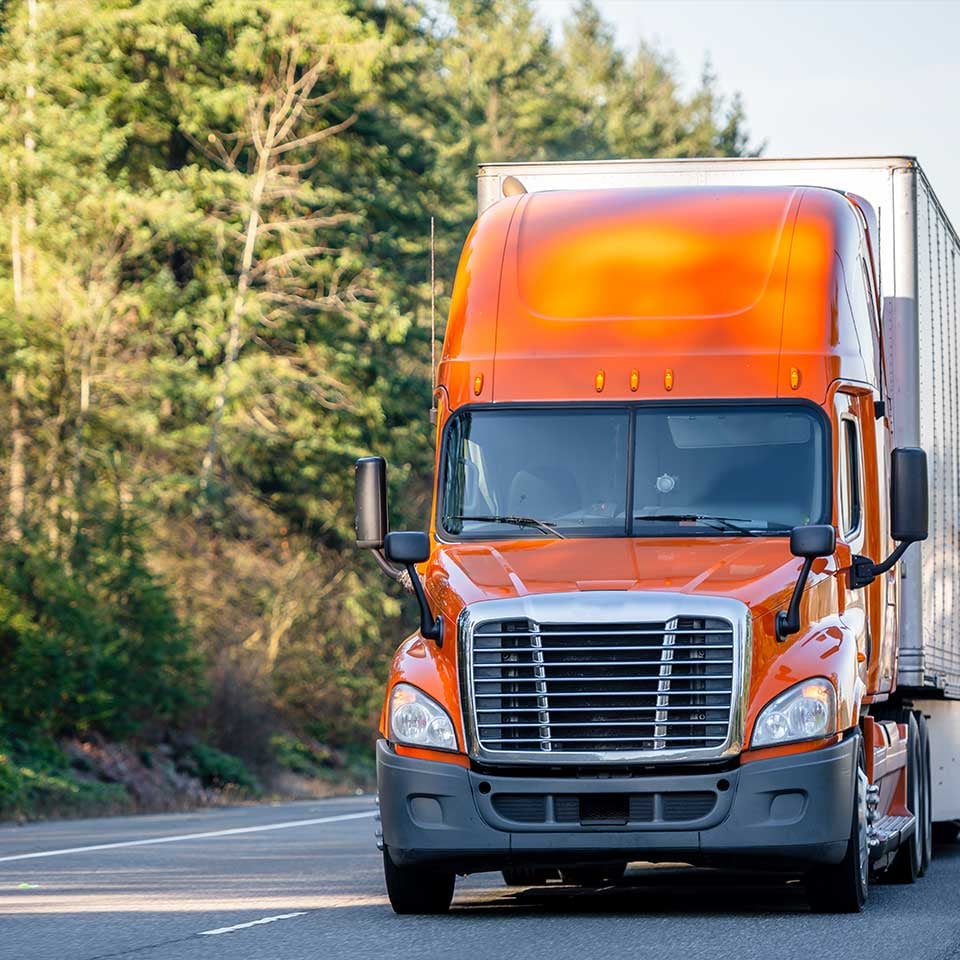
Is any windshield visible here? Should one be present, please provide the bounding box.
[440,404,829,539]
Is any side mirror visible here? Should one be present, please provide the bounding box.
[355,456,388,549]
[354,459,442,645]
[850,447,928,589]
[789,524,836,559]
[891,447,929,543]
[777,524,836,642]
[384,531,443,645]
[384,531,431,565]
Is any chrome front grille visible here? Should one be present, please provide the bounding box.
[461,593,748,764]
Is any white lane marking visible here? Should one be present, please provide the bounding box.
[199,912,307,936]
[0,810,376,863]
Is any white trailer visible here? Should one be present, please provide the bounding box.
[477,156,960,823]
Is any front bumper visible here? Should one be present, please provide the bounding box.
[376,736,857,872]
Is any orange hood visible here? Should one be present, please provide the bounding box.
[399,536,853,756]
[427,536,817,624]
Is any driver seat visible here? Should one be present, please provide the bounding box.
[506,464,581,520]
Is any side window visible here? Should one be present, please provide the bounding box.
[861,259,879,331]
[841,419,863,537]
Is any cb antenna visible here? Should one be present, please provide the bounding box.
[430,215,437,426]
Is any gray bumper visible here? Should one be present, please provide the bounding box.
[376,736,857,872]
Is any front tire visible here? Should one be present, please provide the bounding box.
[382,848,455,915]
[806,735,868,913]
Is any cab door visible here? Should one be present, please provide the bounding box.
[835,389,890,693]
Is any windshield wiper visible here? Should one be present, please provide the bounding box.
[444,514,566,539]
[633,514,790,536]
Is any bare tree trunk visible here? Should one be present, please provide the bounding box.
[8,372,27,539]
[197,47,355,498]
[199,111,277,496]
[486,84,502,155]
[8,0,39,541]
[63,351,91,545]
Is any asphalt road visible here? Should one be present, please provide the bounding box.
[2,796,960,960]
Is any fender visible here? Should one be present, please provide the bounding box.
[380,629,467,763]
[745,612,864,758]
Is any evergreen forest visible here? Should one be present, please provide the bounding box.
[0,0,757,815]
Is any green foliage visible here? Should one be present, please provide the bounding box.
[271,734,335,777]
[0,738,132,819]
[0,522,201,742]
[184,743,260,794]
[0,0,758,815]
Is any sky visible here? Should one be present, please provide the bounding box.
[534,0,960,224]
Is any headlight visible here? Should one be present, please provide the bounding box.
[389,683,458,752]
[752,677,837,748]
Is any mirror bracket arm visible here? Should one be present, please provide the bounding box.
[850,541,911,589]
[405,564,443,645]
[372,550,414,594]
[776,556,815,642]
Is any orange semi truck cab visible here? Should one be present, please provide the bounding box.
[356,158,960,915]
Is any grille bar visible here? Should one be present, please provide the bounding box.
[474,672,732,684]
[469,613,737,757]
[476,629,733,638]
[476,644,733,653]
[478,720,728,728]
[481,735,728,744]
[531,622,551,752]
[476,704,728,714]
[474,683,733,698]
[475,659,734,670]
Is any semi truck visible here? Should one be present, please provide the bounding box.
[355,156,960,914]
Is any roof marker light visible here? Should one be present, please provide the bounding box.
[664,368,674,392]
[790,367,801,390]
[595,369,605,392]
[630,369,639,392]
[473,373,484,396]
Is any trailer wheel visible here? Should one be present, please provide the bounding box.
[886,712,922,884]
[502,866,558,887]
[915,710,933,876]
[382,848,455,915]
[806,735,868,913]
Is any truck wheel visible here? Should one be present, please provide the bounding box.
[806,736,868,913]
[915,710,933,876]
[560,862,627,887]
[382,848,455,915]
[886,712,921,884]
[502,866,558,886]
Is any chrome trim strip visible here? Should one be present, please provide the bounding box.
[458,591,751,766]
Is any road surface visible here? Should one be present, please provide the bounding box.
[2,796,959,960]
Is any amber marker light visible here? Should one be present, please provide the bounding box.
[595,369,605,392]
[664,368,674,391]
[473,373,484,396]
[801,682,832,703]
[630,369,640,392]
[790,366,801,390]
